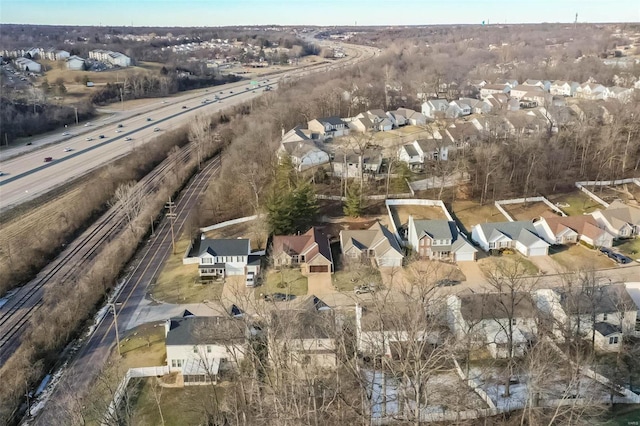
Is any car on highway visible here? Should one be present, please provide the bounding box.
[219,91,223,94]
[354,284,376,295]
[182,105,187,109]
[26,142,32,145]
[154,127,161,132]
[125,137,132,141]
[230,90,233,93]
[115,129,121,133]
[436,279,461,287]
[99,135,106,139]
[84,122,91,127]
[62,132,70,136]
[63,147,72,152]
[263,293,294,302]
[0,171,4,176]
[86,137,94,141]
[161,100,167,104]
[146,117,153,121]
[44,157,53,162]
[117,124,124,128]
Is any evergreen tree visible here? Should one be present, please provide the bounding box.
[343,184,364,218]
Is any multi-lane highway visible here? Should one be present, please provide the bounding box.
[0,42,378,211]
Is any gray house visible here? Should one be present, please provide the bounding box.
[184,236,261,278]
[407,217,477,262]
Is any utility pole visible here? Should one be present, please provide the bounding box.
[25,380,30,417]
[166,198,177,254]
[119,86,124,111]
[111,302,121,356]
[74,106,79,125]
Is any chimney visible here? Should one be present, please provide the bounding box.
[282,127,285,137]
[200,233,206,240]
[164,319,172,337]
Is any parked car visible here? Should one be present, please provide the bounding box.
[612,253,632,264]
[44,157,53,162]
[436,279,461,287]
[599,247,613,255]
[246,272,256,287]
[354,284,376,295]
[264,293,294,302]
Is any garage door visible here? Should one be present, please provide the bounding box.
[309,265,329,273]
[455,252,476,262]
[528,247,548,257]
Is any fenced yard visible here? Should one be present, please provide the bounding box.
[501,201,557,221]
[547,191,602,216]
[452,200,504,233]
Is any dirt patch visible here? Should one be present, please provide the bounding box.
[388,204,447,229]
[204,220,268,252]
[501,201,554,221]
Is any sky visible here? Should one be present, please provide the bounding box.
[1,0,639,27]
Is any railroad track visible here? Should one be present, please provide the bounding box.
[0,144,194,364]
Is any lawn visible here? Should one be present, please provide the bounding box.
[118,322,167,369]
[479,253,539,277]
[388,204,447,229]
[261,267,308,297]
[204,220,268,251]
[150,237,223,304]
[129,377,226,426]
[333,265,382,292]
[452,200,504,233]
[614,238,640,259]
[403,260,466,286]
[547,191,603,216]
[549,245,615,271]
[603,408,640,426]
[501,201,554,221]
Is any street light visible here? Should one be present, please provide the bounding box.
[110,302,123,356]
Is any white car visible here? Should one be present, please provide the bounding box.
[125,137,132,141]
[115,129,121,133]
[84,122,91,127]
[62,132,70,136]
[86,137,94,141]
[154,127,161,132]
[63,147,72,152]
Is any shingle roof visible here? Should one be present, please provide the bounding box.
[458,292,538,321]
[477,221,546,248]
[272,227,333,265]
[402,144,419,157]
[556,284,638,315]
[189,238,250,257]
[600,201,640,226]
[541,215,607,240]
[319,116,345,126]
[594,322,621,337]
[166,316,247,346]
[270,309,334,339]
[341,222,402,257]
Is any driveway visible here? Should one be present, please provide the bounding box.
[307,273,335,296]
[527,255,562,275]
[457,260,489,288]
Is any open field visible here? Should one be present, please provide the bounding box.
[549,245,615,271]
[150,237,223,304]
[261,267,308,297]
[478,254,539,277]
[388,204,447,229]
[547,191,603,216]
[451,200,504,233]
[501,201,554,221]
[204,220,268,252]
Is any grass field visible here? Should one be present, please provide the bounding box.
[333,265,382,292]
[452,200,504,233]
[118,322,167,368]
[151,237,223,304]
[479,254,539,277]
[547,191,603,216]
[388,204,447,229]
[501,201,554,221]
[549,245,614,271]
[614,238,640,259]
[262,268,308,297]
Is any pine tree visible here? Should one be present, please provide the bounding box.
[343,184,364,218]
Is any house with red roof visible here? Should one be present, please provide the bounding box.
[535,214,614,248]
[271,227,334,275]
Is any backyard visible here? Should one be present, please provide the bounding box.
[549,245,616,271]
[614,238,640,260]
[388,203,448,230]
[150,237,223,304]
[501,201,555,221]
[260,267,309,298]
[204,220,268,252]
[452,200,504,233]
[547,191,604,216]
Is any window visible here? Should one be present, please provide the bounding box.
[603,313,608,321]
[171,359,183,368]
[194,347,198,354]
[201,257,212,264]
[489,242,496,249]
[609,336,619,345]
[207,346,212,353]
[512,318,517,326]
[300,255,305,262]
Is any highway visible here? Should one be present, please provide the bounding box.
[0,42,378,212]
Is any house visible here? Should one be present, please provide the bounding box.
[591,200,640,238]
[386,110,407,127]
[421,99,449,119]
[271,227,333,274]
[550,81,579,97]
[65,55,85,70]
[347,115,375,133]
[281,126,314,143]
[269,297,336,369]
[509,84,544,100]
[458,97,492,115]
[398,139,450,169]
[471,221,550,257]
[184,236,260,278]
[356,302,445,358]
[484,92,510,110]
[443,121,483,147]
[480,84,511,99]
[331,147,383,178]
[574,83,606,100]
[522,79,551,92]
[407,216,478,261]
[534,214,614,248]
[445,100,472,118]
[393,108,426,126]
[537,284,638,352]
[165,313,249,384]
[14,57,41,73]
[468,79,488,89]
[278,140,330,171]
[307,117,349,141]
[447,292,539,358]
[604,86,635,103]
[340,222,404,268]
[362,110,393,131]
[494,78,519,88]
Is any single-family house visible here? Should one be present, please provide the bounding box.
[356,302,446,358]
[480,84,511,99]
[591,200,640,238]
[269,297,337,369]
[421,99,449,119]
[522,79,551,92]
[537,284,638,352]
[184,236,260,278]
[278,140,330,171]
[458,97,492,115]
[65,55,85,70]
[340,222,404,268]
[604,86,635,103]
[534,214,614,248]
[484,92,510,110]
[407,217,478,261]
[445,100,472,118]
[386,110,407,127]
[471,221,550,257]
[574,83,606,100]
[550,81,579,97]
[362,109,393,131]
[271,227,333,274]
[509,84,544,100]
[165,313,249,384]
[394,107,426,126]
[494,78,519,88]
[14,57,41,73]
[447,292,539,358]
[398,139,450,169]
[347,115,375,133]
[468,79,488,89]
[281,126,313,143]
[331,147,383,178]
[307,117,349,141]
[444,121,483,147]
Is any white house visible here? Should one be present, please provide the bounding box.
[184,236,260,278]
[574,83,606,100]
[308,117,349,141]
[65,55,85,70]
[421,99,449,119]
[480,84,511,99]
[445,100,472,118]
[550,81,579,97]
[340,222,404,268]
[331,148,383,178]
[89,49,131,67]
[447,292,539,359]
[14,57,41,73]
[471,221,550,257]
[407,216,478,261]
[398,139,450,169]
[165,313,249,385]
[522,79,551,92]
[534,214,614,248]
[591,200,640,239]
[604,86,635,103]
[278,141,330,171]
[361,109,393,131]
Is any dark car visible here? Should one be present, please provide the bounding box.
[599,247,613,255]
[99,135,106,139]
[117,123,124,128]
[264,293,294,302]
[612,253,632,264]
[44,157,53,162]
[436,279,461,287]
[26,142,33,146]
[146,117,152,122]
[182,105,187,109]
